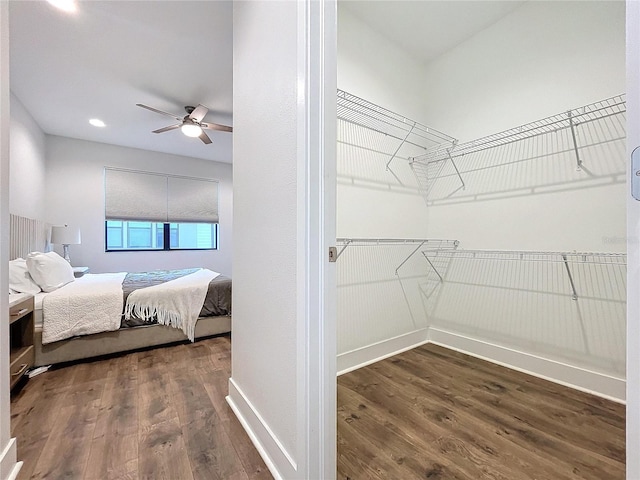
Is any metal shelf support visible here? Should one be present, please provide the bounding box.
[568,110,583,171]
[561,254,579,300]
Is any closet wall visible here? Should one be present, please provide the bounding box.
[420,1,625,252]
[337,7,442,368]
[337,1,626,399]
[418,1,626,397]
[337,7,430,239]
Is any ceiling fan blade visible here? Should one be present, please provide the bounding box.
[199,131,212,144]
[136,104,183,122]
[152,124,182,134]
[201,122,233,133]
[189,104,209,123]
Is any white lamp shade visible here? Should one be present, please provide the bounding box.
[50,225,81,245]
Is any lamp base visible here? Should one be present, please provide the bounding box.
[62,244,71,264]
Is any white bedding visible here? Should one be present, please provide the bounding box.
[42,272,127,344]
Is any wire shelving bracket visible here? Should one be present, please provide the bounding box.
[336,238,460,328]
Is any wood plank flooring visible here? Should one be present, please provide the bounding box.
[337,343,626,480]
[10,335,272,480]
[13,336,626,479]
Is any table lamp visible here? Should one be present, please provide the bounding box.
[50,225,81,264]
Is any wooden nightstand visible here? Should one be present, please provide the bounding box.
[9,294,35,390]
[73,266,89,278]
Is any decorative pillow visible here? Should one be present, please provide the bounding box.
[26,251,75,293]
[9,258,42,295]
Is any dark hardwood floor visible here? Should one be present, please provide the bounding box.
[13,336,626,479]
[10,335,272,480]
[337,343,626,480]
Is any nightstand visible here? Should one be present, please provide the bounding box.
[73,266,89,278]
[9,294,35,390]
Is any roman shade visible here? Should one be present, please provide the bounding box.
[105,167,219,223]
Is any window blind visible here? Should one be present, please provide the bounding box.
[104,168,219,223]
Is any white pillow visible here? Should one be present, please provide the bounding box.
[9,258,42,295]
[26,251,75,293]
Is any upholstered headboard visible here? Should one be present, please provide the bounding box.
[9,214,50,260]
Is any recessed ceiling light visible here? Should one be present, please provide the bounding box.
[89,119,106,127]
[47,0,77,13]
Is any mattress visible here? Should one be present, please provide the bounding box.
[35,269,232,332]
[33,292,47,328]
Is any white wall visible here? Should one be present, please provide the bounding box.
[229,1,336,478]
[336,4,440,363]
[420,2,626,143]
[626,0,640,473]
[337,5,433,240]
[419,1,626,389]
[338,6,439,124]
[9,92,46,219]
[336,1,627,396]
[44,135,233,276]
[230,1,299,475]
[0,2,19,478]
[421,1,626,253]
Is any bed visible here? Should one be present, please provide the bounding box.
[9,214,232,366]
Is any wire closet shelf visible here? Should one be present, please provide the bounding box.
[411,94,626,202]
[337,90,457,149]
[421,248,627,301]
[337,90,458,179]
[336,238,459,273]
[421,249,627,266]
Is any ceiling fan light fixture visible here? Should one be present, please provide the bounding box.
[181,123,202,138]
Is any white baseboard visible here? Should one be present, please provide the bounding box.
[0,438,20,480]
[428,327,626,403]
[337,328,429,376]
[226,378,297,480]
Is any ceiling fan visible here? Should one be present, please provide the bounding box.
[136,103,232,144]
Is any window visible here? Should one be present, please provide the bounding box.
[106,221,218,251]
[104,168,220,252]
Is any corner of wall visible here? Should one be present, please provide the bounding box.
[226,379,297,480]
[427,326,626,403]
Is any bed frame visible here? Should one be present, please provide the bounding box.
[10,214,232,366]
[34,313,231,366]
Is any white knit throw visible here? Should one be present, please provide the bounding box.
[124,268,220,341]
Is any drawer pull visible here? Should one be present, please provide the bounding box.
[11,308,29,316]
[11,364,29,377]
